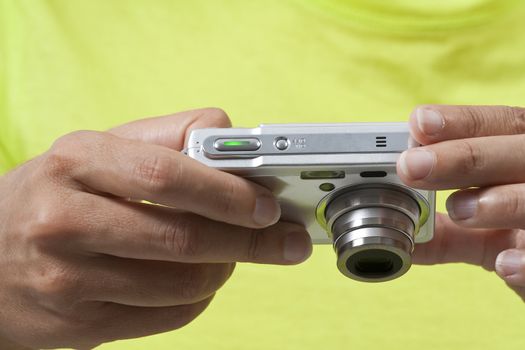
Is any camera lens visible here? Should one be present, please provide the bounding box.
[320,184,428,282]
[334,225,413,282]
[351,249,400,276]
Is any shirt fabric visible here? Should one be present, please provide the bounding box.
[1,1,525,349]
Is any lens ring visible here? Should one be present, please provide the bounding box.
[335,227,412,282]
[331,207,415,248]
[326,187,420,237]
[315,183,430,239]
[340,246,410,282]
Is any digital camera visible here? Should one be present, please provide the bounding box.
[185,123,435,282]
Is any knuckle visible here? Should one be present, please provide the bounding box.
[203,107,231,127]
[160,215,206,259]
[44,149,79,181]
[23,203,71,246]
[51,130,92,150]
[459,106,486,137]
[211,177,239,216]
[508,106,525,134]
[499,190,525,220]
[42,151,77,179]
[246,229,263,261]
[44,131,102,179]
[458,106,525,136]
[31,261,79,300]
[457,140,485,175]
[50,130,102,154]
[134,154,176,192]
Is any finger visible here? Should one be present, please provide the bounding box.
[445,184,525,229]
[495,249,525,289]
[397,134,525,189]
[78,257,233,307]
[50,193,311,265]
[409,105,525,145]
[108,107,231,150]
[46,131,281,228]
[78,297,213,347]
[412,213,516,271]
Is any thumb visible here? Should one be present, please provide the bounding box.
[108,107,231,150]
[413,212,516,271]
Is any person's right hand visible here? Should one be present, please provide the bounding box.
[398,105,525,302]
[0,108,312,350]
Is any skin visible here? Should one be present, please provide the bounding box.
[399,105,525,301]
[0,108,312,349]
[1,105,524,348]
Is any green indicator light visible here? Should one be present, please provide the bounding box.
[223,140,250,146]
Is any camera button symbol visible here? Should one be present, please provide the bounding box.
[274,137,289,151]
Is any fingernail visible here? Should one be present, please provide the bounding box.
[253,196,281,226]
[284,232,312,263]
[415,107,445,136]
[495,250,525,277]
[446,191,478,220]
[398,149,436,180]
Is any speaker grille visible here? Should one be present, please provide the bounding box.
[375,136,387,148]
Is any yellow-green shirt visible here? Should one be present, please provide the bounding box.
[1,1,525,349]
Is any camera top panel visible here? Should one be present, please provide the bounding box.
[192,123,413,159]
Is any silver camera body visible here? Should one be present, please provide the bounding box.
[185,123,435,282]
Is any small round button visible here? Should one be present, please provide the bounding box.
[274,137,289,151]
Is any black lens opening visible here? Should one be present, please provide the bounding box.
[347,249,402,279]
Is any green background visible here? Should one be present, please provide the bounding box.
[1,1,525,349]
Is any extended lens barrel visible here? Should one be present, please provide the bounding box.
[322,184,429,282]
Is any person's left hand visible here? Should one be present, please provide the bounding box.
[397,105,525,301]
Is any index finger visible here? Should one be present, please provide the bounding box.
[409,105,525,145]
[108,107,232,150]
[63,194,311,265]
[46,131,281,228]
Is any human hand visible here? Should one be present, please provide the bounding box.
[397,105,525,301]
[0,108,312,349]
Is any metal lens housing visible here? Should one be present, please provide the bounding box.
[317,184,429,282]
